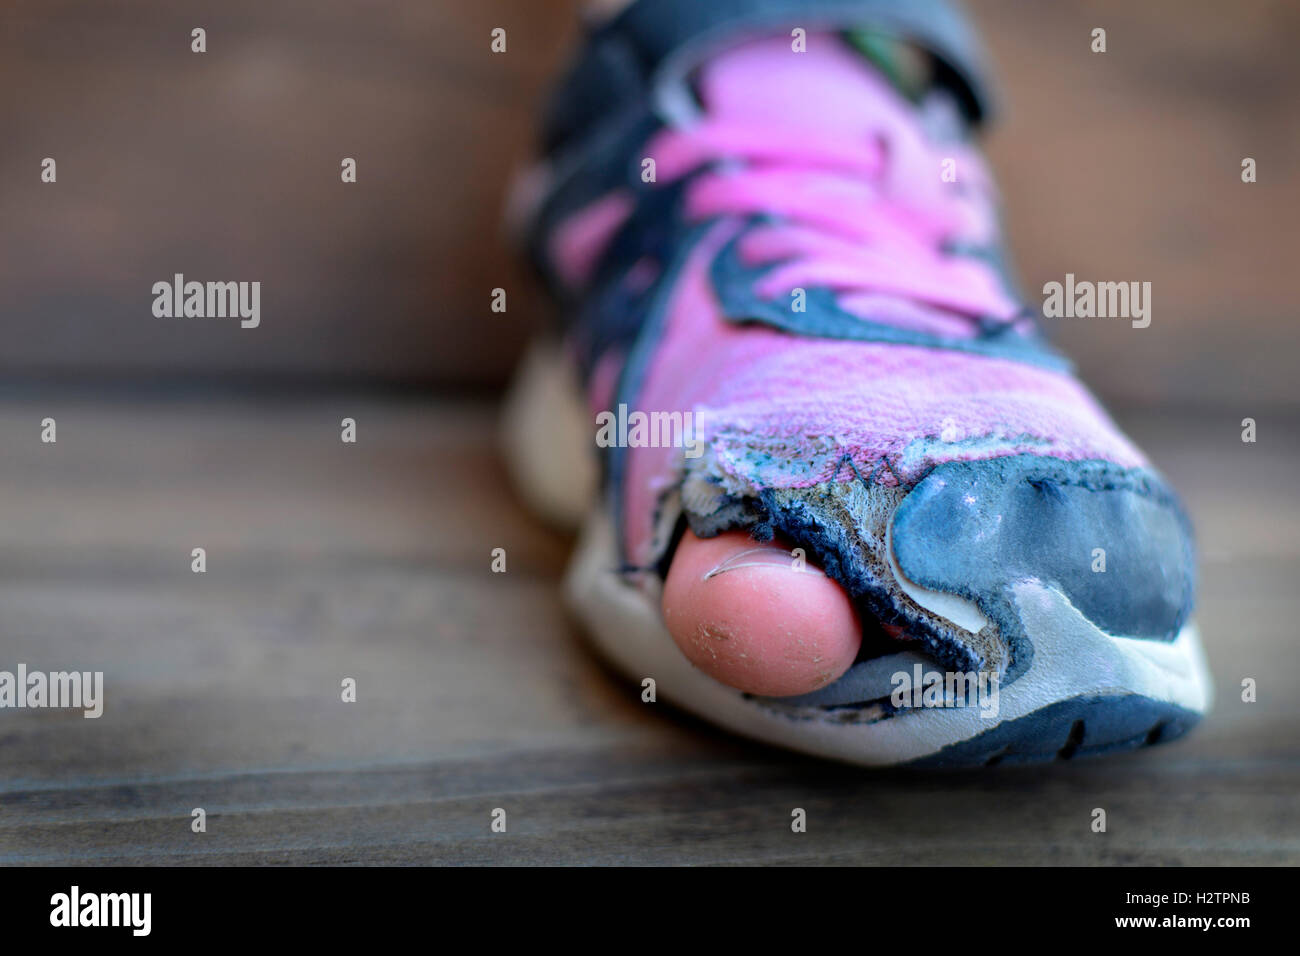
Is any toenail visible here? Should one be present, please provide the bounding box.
[703,546,823,580]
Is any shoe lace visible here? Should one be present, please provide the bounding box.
[645,114,1025,330]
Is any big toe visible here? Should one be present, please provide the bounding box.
[661,530,861,697]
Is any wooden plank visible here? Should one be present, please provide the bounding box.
[0,398,1296,864]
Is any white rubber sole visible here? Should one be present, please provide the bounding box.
[504,339,1214,766]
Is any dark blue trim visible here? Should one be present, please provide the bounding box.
[907,693,1203,768]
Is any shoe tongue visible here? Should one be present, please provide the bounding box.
[693,31,924,132]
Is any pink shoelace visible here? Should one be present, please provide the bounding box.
[645,115,1024,331]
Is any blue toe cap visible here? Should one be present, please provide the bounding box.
[891,455,1196,646]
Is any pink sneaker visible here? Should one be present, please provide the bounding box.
[505,1,1210,766]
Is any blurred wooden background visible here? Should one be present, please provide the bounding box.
[1,0,1297,403]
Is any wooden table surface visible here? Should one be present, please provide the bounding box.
[1,394,1296,865]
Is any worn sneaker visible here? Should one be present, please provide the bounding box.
[504,0,1210,767]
